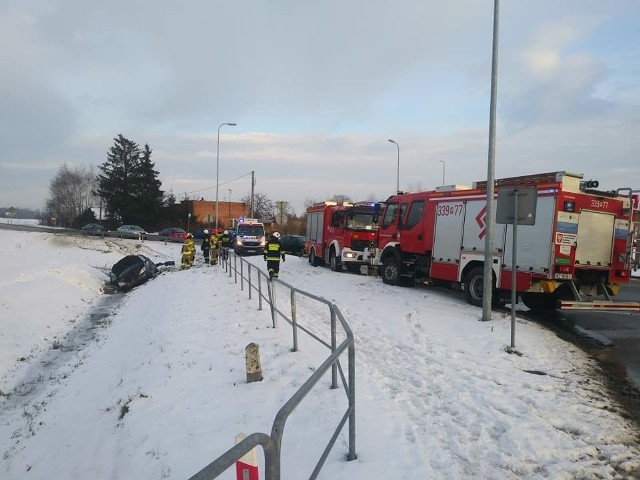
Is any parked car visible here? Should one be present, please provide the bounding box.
[158,227,187,238]
[281,235,306,256]
[108,255,174,292]
[117,225,148,236]
[81,223,105,235]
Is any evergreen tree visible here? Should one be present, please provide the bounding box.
[95,135,163,227]
[134,143,164,228]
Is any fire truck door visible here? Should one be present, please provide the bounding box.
[433,200,465,263]
[575,210,615,267]
[461,199,505,254]
[503,195,554,274]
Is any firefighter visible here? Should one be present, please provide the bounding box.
[209,231,221,265]
[219,230,232,261]
[181,233,196,269]
[200,229,211,264]
[264,231,285,279]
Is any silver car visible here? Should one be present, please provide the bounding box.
[117,224,148,236]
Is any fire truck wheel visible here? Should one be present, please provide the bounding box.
[329,249,341,272]
[463,267,485,307]
[309,249,319,267]
[381,256,401,285]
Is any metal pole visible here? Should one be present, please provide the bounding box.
[440,160,445,186]
[511,190,518,348]
[388,139,400,194]
[215,122,237,234]
[482,0,500,322]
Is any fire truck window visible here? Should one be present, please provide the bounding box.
[347,212,376,229]
[398,203,408,225]
[331,211,345,227]
[405,200,424,228]
[382,204,398,228]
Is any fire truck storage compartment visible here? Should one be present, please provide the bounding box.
[432,200,466,264]
[503,195,555,274]
[460,200,504,254]
[575,210,615,267]
[306,210,324,245]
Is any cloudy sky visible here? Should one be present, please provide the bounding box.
[1,0,639,215]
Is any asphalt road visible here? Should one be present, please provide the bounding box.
[557,278,640,390]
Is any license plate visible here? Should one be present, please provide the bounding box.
[554,273,572,280]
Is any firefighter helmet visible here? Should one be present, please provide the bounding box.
[272,232,281,239]
[204,229,209,235]
[223,230,228,235]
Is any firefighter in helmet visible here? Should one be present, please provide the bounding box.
[181,233,196,269]
[219,229,232,261]
[200,229,211,264]
[209,230,220,265]
[264,231,285,279]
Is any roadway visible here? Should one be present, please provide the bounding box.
[554,278,640,390]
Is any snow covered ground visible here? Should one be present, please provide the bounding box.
[0,228,639,479]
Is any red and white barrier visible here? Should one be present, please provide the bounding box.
[235,433,259,480]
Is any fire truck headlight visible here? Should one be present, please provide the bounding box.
[344,252,357,259]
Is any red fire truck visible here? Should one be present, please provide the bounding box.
[365,171,639,311]
[306,201,379,272]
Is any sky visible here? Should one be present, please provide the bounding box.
[1,1,639,216]
[1,222,639,479]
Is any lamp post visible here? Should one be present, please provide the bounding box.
[440,160,446,186]
[228,188,232,219]
[187,212,192,233]
[388,139,400,194]
[216,122,237,233]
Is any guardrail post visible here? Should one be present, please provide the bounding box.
[268,280,277,328]
[348,340,357,461]
[241,261,244,291]
[330,306,338,389]
[248,265,252,300]
[234,256,238,284]
[258,273,263,311]
[290,290,298,352]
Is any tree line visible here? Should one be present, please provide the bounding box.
[42,134,340,235]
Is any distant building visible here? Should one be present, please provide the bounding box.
[187,199,248,230]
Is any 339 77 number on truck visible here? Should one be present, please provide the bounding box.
[436,203,464,216]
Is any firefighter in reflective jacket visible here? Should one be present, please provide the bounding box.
[209,232,220,265]
[264,232,285,279]
[181,233,196,269]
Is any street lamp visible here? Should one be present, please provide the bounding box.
[228,188,232,218]
[216,122,237,233]
[388,139,400,194]
[440,160,446,186]
[187,212,192,233]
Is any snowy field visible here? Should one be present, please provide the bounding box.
[0,228,639,479]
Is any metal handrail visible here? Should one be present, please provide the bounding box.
[188,250,356,480]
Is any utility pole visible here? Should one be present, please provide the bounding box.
[250,171,256,218]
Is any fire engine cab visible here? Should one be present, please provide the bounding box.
[365,171,639,312]
[306,201,379,272]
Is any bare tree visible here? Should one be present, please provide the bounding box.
[46,164,95,227]
[240,192,275,220]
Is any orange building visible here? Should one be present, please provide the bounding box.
[188,200,248,231]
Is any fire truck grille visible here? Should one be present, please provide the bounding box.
[350,240,369,252]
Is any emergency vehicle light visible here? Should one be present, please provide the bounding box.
[563,201,575,212]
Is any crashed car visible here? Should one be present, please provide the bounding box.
[108,254,174,292]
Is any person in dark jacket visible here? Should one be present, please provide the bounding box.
[219,230,232,260]
[200,229,211,264]
[263,231,285,279]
